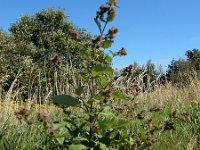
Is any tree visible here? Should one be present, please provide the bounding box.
[0,8,101,101]
[186,49,200,70]
[167,49,200,86]
[9,8,92,68]
[0,30,34,91]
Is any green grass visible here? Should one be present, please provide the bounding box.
[1,82,200,149]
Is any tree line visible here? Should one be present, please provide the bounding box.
[0,8,199,101]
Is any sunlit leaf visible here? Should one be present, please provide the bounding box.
[56,137,65,145]
[99,143,108,150]
[98,113,128,130]
[105,55,112,63]
[91,63,114,77]
[98,115,116,129]
[69,144,87,150]
[102,40,113,49]
[98,76,109,89]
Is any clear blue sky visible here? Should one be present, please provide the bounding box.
[1,0,200,70]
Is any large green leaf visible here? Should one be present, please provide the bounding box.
[69,144,87,150]
[91,63,114,77]
[53,95,80,107]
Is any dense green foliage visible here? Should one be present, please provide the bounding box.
[167,49,200,86]
[0,8,98,101]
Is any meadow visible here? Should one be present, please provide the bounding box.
[1,0,200,149]
[0,80,200,149]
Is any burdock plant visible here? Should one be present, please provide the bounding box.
[51,0,133,149]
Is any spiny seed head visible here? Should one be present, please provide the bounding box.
[100,5,105,10]
[26,119,33,125]
[15,108,28,116]
[96,45,101,49]
[113,28,118,34]
[20,108,28,114]
[109,7,116,14]
[92,36,102,46]
[49,128,56,135]
[50,54,61,66]
[105,88,112,94]
[99,5,110,13]
[38,113,48,118]
[16,114,23,120]
[149,105,162,112]
[38,113,50,123]
[117,48,127,56]
[107,7,116,22]
[145,138,156,147]
[96,45,104,51]
[96,35,102,42]
[103,88,112,97]
[108,27,118,35]
[107,0,118,6]
[123,64,134,73]
[180,113,190,122]
[43,119,51,123]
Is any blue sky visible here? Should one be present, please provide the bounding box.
[1,0,200,70]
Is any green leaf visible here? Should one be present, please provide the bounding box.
[91,63,114,77]
[99,143,108,150]
[111,91,130,101]
[109,50,117,57]
[98,113,128,130]
[98,115,116,129]
[102,40,113,49]
[56,137,65,145]
[73,136,88,143]
[69,144,87,150]
[114,118,129,129]
[98,111,116,129]
[94,18,101,32]
[52,123,64,129]
[98,76,109,89]
[105,55,112,64]
[53,95,80,107]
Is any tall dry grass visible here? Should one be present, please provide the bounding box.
[1,71,200,149]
